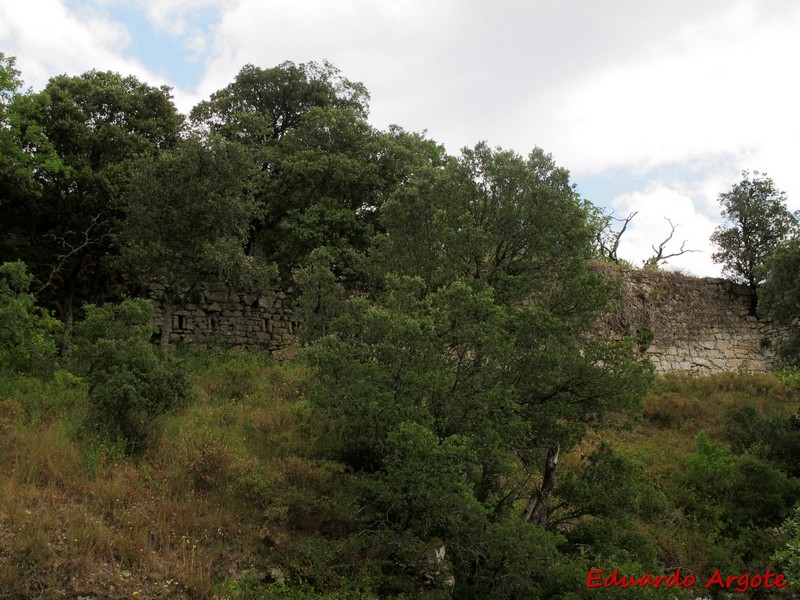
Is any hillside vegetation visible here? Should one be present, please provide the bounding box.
[1,354,798,598]
[2,53,800,599]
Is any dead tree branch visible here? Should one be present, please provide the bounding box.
[37,214,111,294]
[597,211,637,263]
[643,217,699,269]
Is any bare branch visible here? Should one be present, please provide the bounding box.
[597,211,637,263]
[643,217,700,268]
[37,214,111,294]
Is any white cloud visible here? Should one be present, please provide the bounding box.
[0,0,131,88]
[193,0,461,115]
[533,2,800,201]
[0,0,147,88]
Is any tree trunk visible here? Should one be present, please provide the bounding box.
[522,443,560,526]
[58,262,80,357]
[748,284,758,317]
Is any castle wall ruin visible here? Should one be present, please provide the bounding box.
[151,269,781,374]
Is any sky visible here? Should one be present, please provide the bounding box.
[2,0,799,277]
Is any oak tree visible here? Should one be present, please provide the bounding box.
[303,142,653,594]
[760,239,800,365]
[4,69,184,325]
[711,171,798,314]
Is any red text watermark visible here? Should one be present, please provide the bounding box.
[586,568,787,593]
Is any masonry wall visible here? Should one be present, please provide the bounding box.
[151,269,782,374]
[600,268,780,374]
[149,286,296,351]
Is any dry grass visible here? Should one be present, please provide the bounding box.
[601,371,799,485]
[0,353,317,599]
[2,356,797,598]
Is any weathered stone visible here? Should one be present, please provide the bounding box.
[151,271,783,373]
[207,291,228,303]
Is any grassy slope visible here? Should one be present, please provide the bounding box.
[0,355,797,599]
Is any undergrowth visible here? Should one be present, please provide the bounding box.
[0,358,798,598]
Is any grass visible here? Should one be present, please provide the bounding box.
[0,351,322,599]
[0,354,797,598]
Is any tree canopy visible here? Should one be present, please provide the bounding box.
[760,239,800,366]
[711,171,799,313]
[120,135,271,346]
[1,69,184,327]
[300,142,654,594]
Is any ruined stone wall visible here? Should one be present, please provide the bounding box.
[151,269,782,373]
[149,286,296,351]
[600,268,780,374]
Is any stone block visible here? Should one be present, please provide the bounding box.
[207,291,228,303]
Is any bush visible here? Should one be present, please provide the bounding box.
[70,298,191,454]
[0,261,61,375]
[774,506,800,585]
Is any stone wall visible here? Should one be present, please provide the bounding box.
[151,269,782,374]
[600,267,780,374]
[149,286,296,351]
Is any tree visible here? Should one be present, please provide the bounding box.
[711,171,799,314]
[0,54,63,239]
[596,211,637,263]
[0,52,19,106]
[3,70,184,327]
[303,142,653,593]
[69,298,190,454]
[190,61,369,145]
[191,63,387,279]
[119,135,271,347]
[774,506,800,584]
[759,239,800,366]
[255,105,387,278]
[0,261,61,374]
[643,218,698,269]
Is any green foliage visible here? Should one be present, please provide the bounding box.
[292,248,349,343]
[5,55,800,598]
[302,142,654,597]
[120,135,274,345]
[0,261,61,374]
[775,368,800,390]
[2,351,798,598]
[121,136,265,287]
[0,52,20,106]
[190,62,379,281]
[761,239,800,366]
[723,404,800,477]
[674,429,798,585]
[556,443,668,526]
[191,60,369,145]
[710,171,798,312]
[378,423,483,538]
[261,106,387,277]
[774,505,800,585]
[456,520,579,599]
[0,53,64,237]
[2,68,184,324]
[70,298,190,454]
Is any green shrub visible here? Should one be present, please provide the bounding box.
[0,261,61,375]
[70,298,191,454]
[774,506,800,585]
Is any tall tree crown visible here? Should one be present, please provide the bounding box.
[710,171,798,309]
[190,61,369,144]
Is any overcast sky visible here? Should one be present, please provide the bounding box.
[2,0,799,276]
